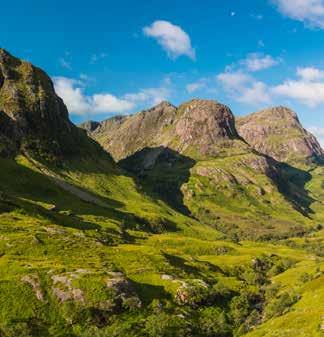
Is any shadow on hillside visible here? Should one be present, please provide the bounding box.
[260,154,317,217]
[131,280,172,305]
[0,158,157,234]
[276,162,316,217]
[119,146,196,215]
[162,252,225,278]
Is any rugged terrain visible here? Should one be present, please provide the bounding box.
[83,100,322,240]
[0,49,323,337]
[237,106,324,165]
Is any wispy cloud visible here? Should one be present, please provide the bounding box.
[90,52,107,64]
[217,64,324,107]
[308,126,324,147]
[186,78,208,93]
[143,20,195,60]
[217,71,271,105]
[53,77,134,116]
[272,66,324,107]
[240,53,281,72]
[272,0,324,29]
[251,13,264,20]
[53,76,172,116]
[296,66,324,81]
[59,57,72,70]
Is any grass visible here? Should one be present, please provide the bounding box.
[0,154,322,336]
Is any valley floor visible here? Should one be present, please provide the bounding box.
[0,156,323,336]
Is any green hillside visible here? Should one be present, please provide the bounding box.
[0,154,323,337]
[0,49,323,336]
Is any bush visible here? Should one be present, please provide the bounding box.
[144,312,189,337]
[198,307,231,337]
[265,291,299,319]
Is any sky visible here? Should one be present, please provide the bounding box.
[1,0,324,145]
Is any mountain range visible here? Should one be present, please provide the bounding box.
[0,49,323,337]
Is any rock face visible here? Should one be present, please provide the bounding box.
[79,120,100,133]
[83,99,315,240]
[83,99,249,161]
[237,106,324,164]
[0,48,101,161]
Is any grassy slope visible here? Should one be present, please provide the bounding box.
[0,155,322,336]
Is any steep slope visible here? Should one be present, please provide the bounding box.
[0,48,103,162]
[85,100,316,240]
[86,100,247,161]
[0,50,322,337]
[237,106,324,165]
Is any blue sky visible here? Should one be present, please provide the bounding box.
[1,0,324,145]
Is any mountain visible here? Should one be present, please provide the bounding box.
[0,48,102,162]
[237,106,324,165]
[0,50,323,337]
[83,99,318,240]
[85,99,247,161]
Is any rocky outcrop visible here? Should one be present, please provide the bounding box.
[79,120,100,133]
[237,106,324,164]
[21,274,45,302]
[0,48,103,161]
[84,99,250,161]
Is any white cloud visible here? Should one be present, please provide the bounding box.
[308,126,324,147]
[272,0,324,28]
[143,20,195,60]
[272,80,324,106]
[241,53,280,72]
[272,66,324,107]
[238,81,271,105]
[217,71,271,105]
[217,59,324,107]
[53,77,134,116]
[92,94,134,113]
[124,86,171,106]
[53,76,172,116]
[54,77,89,115]
[217,71,252,91]
[186,79,207,93]
[297,66,324,81]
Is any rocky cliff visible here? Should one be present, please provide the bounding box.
[82,99,315,239]
[84,99,250,161]
[237,106,324,164]
[0,48,101,161]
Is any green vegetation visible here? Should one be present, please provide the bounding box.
[0,154,322,336]
[0,49,323,336]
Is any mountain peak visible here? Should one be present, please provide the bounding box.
[237,106,323,164]
[86,98,247,161]
[154,100,175,108]
[0,50,103,161]
[248,106,299,121]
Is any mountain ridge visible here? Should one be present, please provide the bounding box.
[0,49,323,337]
[0,48,104,162]
[237,106,324,165]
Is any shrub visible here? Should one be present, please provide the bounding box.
[264,291,299,319]
[144,312,189,337]
[198,307,231,337]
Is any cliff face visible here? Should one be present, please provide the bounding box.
[82,99,316,239]
[84,99,250,161]
[0,49,101,161]
[237,106,324,164]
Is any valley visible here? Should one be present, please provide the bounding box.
[0,48,323,337]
